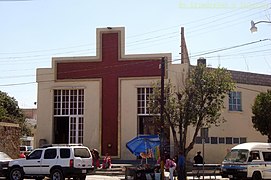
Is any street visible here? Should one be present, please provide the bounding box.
[86,174,230,180]
[87,175,125,180]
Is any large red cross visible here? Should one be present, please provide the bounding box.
[56,31,161,156]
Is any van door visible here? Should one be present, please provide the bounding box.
[247,151,262,178]
[262,152,271,178]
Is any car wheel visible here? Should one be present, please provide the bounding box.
[9,167,23,180]
[252,171,262,180]
[50,168,64,180]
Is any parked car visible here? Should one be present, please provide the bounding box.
[9,144,94,180]
[0,151,12,177]
[221,142,271,180]
[19,145,33,156]
[26,146,33,152]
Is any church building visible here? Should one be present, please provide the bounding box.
[36,27,269,162]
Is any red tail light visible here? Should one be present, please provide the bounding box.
[69,159,74,167]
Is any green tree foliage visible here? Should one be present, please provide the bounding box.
[149,64,235,156]
[252,90,271,143]
[0,90,31,136]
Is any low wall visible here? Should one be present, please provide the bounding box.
[0,122,21,159]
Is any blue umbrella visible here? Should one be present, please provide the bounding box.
[126,134,160,157]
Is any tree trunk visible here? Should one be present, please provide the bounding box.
[179,120,183,152]
[170,124,179,156]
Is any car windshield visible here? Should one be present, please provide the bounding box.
[27,146,33,151]
[0,152,12,160]
[74,148,90,158]
[224,149,249,163]
[20,146,27,151]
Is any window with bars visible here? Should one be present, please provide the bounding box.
[54,89,84,144]
[70,117,77,144]
[69,117,84,144]
[211,137,218,144]
[137,87,153,115]
[54,89,84,116]
[137,87,166,138]
[195,136,247,145]
[219,137,225,144]
[78,117,84,143]
[233,137,240,144]
[229,91,242,111]
[226,137,233,144]
[240,137,247,144]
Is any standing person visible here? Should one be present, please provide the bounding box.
[177,150,185,180]
[102,153,111,169]
[165,158,176,180]
[193,151,203,164]
[92,149,101,169]
[19,152,26,158]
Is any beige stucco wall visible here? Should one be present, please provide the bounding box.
[120,62,189,160]
[187,83,269,164]
[119,62,189,160]
[120,78,158,159]
[36,68,54,146]
[36,68,101,151]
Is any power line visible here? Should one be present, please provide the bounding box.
[1,38,270,80]
[0,1,268,59]
[205,48,271,59]
[0,2,270,86]
[191,39,271,57]
[0,82,36,87]
[186,3,269,36]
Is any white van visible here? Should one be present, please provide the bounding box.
[19,146,33,155]
[221,142,271,180]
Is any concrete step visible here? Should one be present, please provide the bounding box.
[93,167,125,176]
[91,160,155,177]
[91,163,134,176]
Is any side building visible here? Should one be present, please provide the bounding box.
[21,108,37,147]
[188,66,270,163]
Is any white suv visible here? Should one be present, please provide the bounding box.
[9,144,94,180]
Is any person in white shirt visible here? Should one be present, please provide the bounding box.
[165,158,176,180]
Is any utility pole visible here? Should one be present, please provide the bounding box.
[160,56,165,180]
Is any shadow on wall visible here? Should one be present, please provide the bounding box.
[39,139,48,147]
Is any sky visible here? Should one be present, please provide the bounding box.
[0,0,270,108]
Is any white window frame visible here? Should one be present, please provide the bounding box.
[137,87,154,115]
[69,116,84,144]
[54,89,84,144]
[229,91,242,111]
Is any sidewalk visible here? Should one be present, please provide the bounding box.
[87,174,229,180]
[88,171,229,180]
[89,161,229,180]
